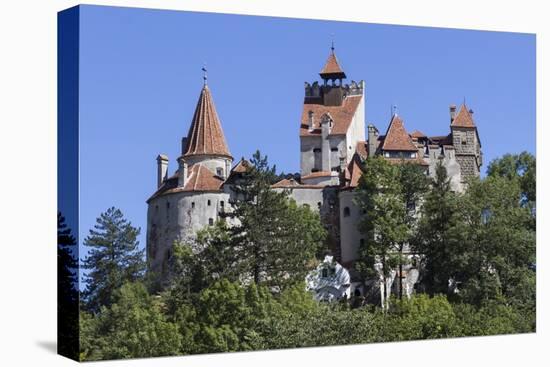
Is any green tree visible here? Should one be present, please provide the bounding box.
[396,162,429,298]
[57,212,79,360]
[223,150,326,289]
[487,151,536,204]
[355,157,408,306]
[455,175,535,307]
[81,207,145,312]
[80,282,181,361]
[413,161,463,295]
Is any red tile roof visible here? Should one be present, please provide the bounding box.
[347,155,364,188]
[355,141,368,159]
[147,164,224,201]
[300,95,362,136]
[410,130,427,138]
[320,52,346,78]
[381,115,418,152]
[271,178,324,189]
[231,158,251,173]
[183,85,232,158]
[451,104,476,128]
[183,164,224,191]
[301,171,333,179]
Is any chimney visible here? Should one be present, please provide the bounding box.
[181,137,188,155]
[177,157,188,187]
[449,105,457,123]
[367,124,379,157]
[156,154,169,188]
[308,111,314,132]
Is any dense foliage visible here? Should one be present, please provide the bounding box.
[76,152,536,361]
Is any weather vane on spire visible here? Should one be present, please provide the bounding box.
[202,64,208,86]
[330,33,335,53]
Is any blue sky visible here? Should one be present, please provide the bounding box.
[76,5,535,272]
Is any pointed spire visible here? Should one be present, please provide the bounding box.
[320,42,346,80]
[381,114,417,151]
[451,103,476,128]
[182,78,232,159]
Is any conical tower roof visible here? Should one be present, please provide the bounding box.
[320,49,346,79]
[182,85,232,159]
[451,103,476,128]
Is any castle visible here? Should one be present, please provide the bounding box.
[146,47,482,291]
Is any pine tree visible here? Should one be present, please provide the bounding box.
[57,212,79,360]
[413,161,462,295]
[81,207,145,312]
[223,150,326,290]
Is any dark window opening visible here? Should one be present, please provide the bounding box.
[220,201,224,207]
[207,199,211,206]
[360,238,365,246]
[311,168,320,173]
[313,148,321,153]
[331,147,338,152]
[343,207,351,217]
[321,268,328,278]
[191,202,195,209]
[208,218,214,226]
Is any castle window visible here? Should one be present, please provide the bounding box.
[216,167,223,177]
[331,147,338,152]
[360,239,365,246]
[220,201,224,208]
[311,168,320,173]
[321,268,328,278]
[313,148,321,153]
[343,207,351,217]
[208,218,214,226]
[207,199,211,206]
[317,202,322,209]
[191,202,195,209]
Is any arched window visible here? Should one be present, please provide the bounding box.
[343,207,351,217]
[207,199,211,206]
[191,202,195,209]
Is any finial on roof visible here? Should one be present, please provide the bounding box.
[392,104,398,117]
[202,64,208,86]
[330,33,335,54]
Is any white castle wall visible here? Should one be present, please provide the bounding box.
[147,190,230,278]
[338,190,364,265]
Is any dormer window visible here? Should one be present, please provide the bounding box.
[216,167,223,177]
